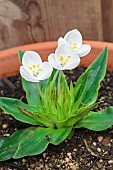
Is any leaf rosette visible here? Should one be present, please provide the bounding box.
[0,29,113,161]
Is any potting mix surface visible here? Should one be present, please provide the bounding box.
[0,67,113,170]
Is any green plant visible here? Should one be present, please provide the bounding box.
[0,30,113,161]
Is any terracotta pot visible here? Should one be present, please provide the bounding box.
[0,41,113,79]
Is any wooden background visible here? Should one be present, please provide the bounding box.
[0,0,113,50]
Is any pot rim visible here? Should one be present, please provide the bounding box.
[0,40,113,79]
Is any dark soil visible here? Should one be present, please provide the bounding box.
[0,67,113,170]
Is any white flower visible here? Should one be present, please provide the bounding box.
[58,29,91,57]
[20,51,53,82]
[48,44,80,70]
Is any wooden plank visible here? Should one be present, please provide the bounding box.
[101,0,113,42]
[0,0,103,50]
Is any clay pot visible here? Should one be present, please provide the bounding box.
[0,41,113,79]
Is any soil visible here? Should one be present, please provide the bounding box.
[0,67,113,170]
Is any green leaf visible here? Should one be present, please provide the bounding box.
[0,127,34,161]
[0,127,72,161]
[0,97,55,127]
[18,49,24,63]
[70,70,92,114]
[16,105,55,128]
[73,102,99,123]
[75,46,108,106]
[0,97,39,125]
[74,70,92,102]
[74,106,113,131]
[56,102,99,128]
[58,71,68,89]
[22,79,42,106]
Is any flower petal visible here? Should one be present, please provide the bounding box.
[55,43,73,64]
[37,62,53,80]
[58,37,67,46]
[48,53,63,70]
[64,29,82,51]
[20,66,40,82]
[75,44,91,57]
[63,53,80,70]
[55,43,80,70]
[22,51,42,69]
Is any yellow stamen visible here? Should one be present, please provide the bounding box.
[59,56,64,62]
[28,66,32,70]
[32,64,36,68]
[59,55,70,65]
[37,64,40,68]
[28,64,42,75]
[67,55,71,59]
[63,61,67,64]
[70,40,78,49]
[73,43,78,49]
[38,68,43,72]
[70,40,72,45]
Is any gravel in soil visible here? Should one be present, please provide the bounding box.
[0,67,113,170]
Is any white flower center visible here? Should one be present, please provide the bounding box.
[59,55,71,66]
[28,64,42,76]
[70,40,78,50]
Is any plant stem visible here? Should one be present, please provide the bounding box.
[58,71,62,93]
[51,70,59,85]
[50,70,59,91]
[37,83,45,101]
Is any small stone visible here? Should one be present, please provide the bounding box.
[69,156,72,159]
[48,163,52,167]
[35,161,40,166]
[3,134,10,137]
[30,164,35,168]
[104,151,108,155]
[73,148,77,152]
[102,137,110,146]
[35,167,40,170]
[99,159,103,163]
[56,164,60,168]
[110,139,113,142]
[98,136,103,142]
[40,164,44,168]
[0,90,4,95]
[69,162,73,166]
[65,157,69,162]
[97,148,101,152]
[67,152,71,157]
[108,143,111,146]
[108,160,113,165]
[87,163,90,166]
[43,152,46,159]
[96,161,102,168]
[51,155,56,162]
[2,124,8,129]
[22,159,26,163]
[93,142,96,146]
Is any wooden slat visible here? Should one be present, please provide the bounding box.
[0,0,103,50]
[101,0,113,42]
